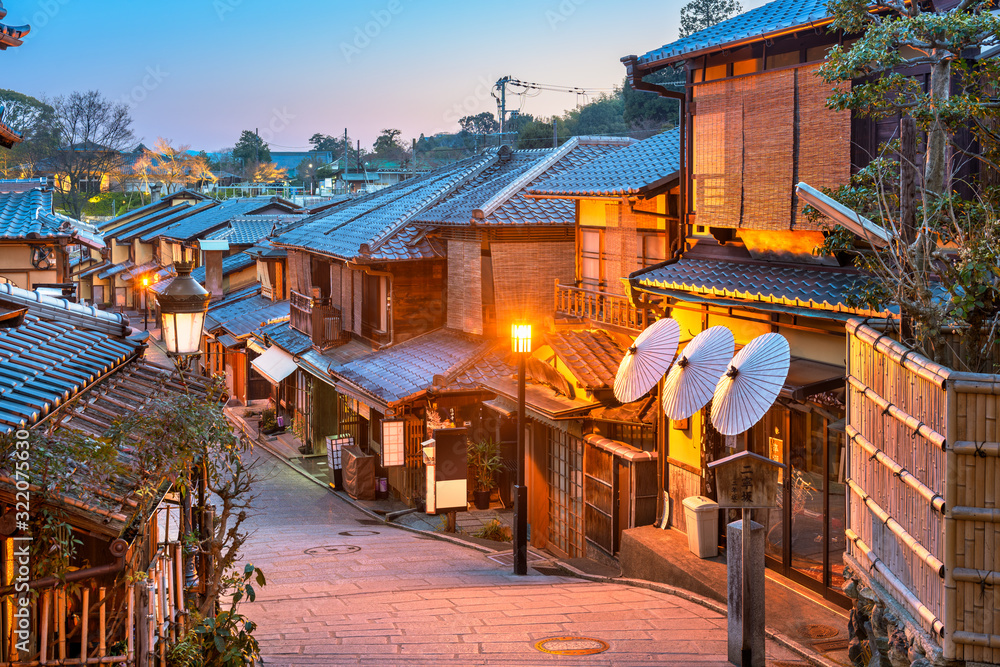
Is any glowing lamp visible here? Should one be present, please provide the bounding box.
[142,276,149,287]
[157,262,210,357]
[511,323,532,354]
[381,419,406,467]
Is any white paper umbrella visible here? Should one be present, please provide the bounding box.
[613,318,681,403]
[710,332,790,436]
[662,326,735,421]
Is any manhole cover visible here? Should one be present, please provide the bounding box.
[535,636,609,655]
[338,530,380,537]
[304,545,360,556]
[800,624,840,639]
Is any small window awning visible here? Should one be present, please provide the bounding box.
[215,333,241,349]
[780,358,844,402]
[251,346,297,385]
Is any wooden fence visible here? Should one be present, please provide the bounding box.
[847,319,1000,663]
[2,507,186,666]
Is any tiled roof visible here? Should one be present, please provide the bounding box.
[121,260,161,283]
[333,329,490,406]
[206,292,289,338]
[368,224,444,262]
[0,188,104,248]
[190,253,255,283]
[117,201,216,242]
[545,329,625,390]
[0,313,139,433]
[297,342,372,379]
[414,138,633,227]
[528,128,681,197]
[207,215,300,245]
[0,283,128,336]
[635,0,831,67]
[140,197,297,243]
[99,190,208,234]
[256,320,311,356]
[274,156,495,260]
[632,257,886,317]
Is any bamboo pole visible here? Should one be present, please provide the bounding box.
[952,506,1000,522]
[80,588,89,663]
[952,441,1000,457]
[847,426,946,513]
[847,377,947,449]
[39,591,49,665]
[57,589,65,662]
[950,379,1000,395]
[0,657,130,666]
[174,543,184,634]
[97,587,105,658]
[850,323,952,386]
[847,479,945,576]
[126,584,133,664]
[953,631,1000,648]
[846,529,945,637]
[945,380,959,660]
[165,551,175,643]
[953,567,1000,585]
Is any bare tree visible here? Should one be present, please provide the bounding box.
[50,90,135,217]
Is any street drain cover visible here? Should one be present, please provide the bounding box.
[487,551,547,566]
[535,636,609,655]
[338,530,380,537]
[800,624,840,639]
[304,545,360,556]
[355,519,383,525]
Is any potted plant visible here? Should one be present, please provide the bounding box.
[467,437,502,510]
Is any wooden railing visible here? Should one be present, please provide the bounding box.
[554,282,648,332]
[289,290,346,349]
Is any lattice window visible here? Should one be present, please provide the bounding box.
[548,428,585,558]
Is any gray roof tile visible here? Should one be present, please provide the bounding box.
[333,329,489,405]
[0,188,103,247]
[528,128,681,197]
[636,0,830,66]
[632,257,885,316]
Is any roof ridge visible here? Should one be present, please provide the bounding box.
[369,153,499,251]
[473,140,584,220]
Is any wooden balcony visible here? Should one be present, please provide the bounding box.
[554,282,649,333]
[290,289,348,349]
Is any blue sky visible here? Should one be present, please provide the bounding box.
[1,0,766,152]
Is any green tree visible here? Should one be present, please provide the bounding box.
[373,128,408,163]
[679,0,742,38]
[816,0,1000,371]
[459,112,499,136]
[623,67,684,133]
[0,89,56,178]
[516,119,570,149]
[562,92,627,136]
[232,130,271,167]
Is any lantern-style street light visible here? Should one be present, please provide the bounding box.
[156,260,210,360]
[154,252,211,594]
[141,276,149,331]
[511,322,531,575]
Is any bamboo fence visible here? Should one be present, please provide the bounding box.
[847,319,1000,663]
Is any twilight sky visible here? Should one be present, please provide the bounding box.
[1,0,766,153]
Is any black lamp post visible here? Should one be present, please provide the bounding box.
[511,322,531,576]
[141,276,149,331]
[155,255,211,593]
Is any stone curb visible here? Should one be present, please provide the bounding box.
[237,412,842,667]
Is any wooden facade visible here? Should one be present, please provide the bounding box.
[846,319,1000,663]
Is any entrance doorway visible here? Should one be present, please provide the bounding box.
[744,397,848,606]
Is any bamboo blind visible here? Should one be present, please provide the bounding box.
[447,239,484,334]
[847,319,1000,663]
[692,64,850,231]
[491,240,574,331]
[604,202,639,297]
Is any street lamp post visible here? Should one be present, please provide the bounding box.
[511,322,531,576]
[155,253,211,594]
[141,276,149,331]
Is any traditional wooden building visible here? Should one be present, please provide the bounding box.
[0,179,105,297]
[614,0,900,604]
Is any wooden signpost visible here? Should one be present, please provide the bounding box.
[708,451,785,667]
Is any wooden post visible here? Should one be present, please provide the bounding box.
[80,587,89,662]
[728,516,765,667]
[98,587,106,658]
[39,591,49,665]
[57,588,65,662]
[127,584,134,664]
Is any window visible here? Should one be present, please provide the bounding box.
[548,429,585,558]
[639,232,667,267]
[765,50,800,70]
[362,273,387,338]
[733,58,761,76]
[580,228,603,287]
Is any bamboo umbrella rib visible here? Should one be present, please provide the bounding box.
[847,479,945,576]
[846,426,946,513]
[848,376,947,449]
[846,529,945,637]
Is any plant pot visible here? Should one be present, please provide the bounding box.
[473,489,492,510]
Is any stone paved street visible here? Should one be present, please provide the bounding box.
[240,451,807,666]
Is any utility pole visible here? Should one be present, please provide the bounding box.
[255,128,259,164]
[344,128,349,183]
[553,119,558,148]
[411,139,416,177]
[495,75,511,147]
